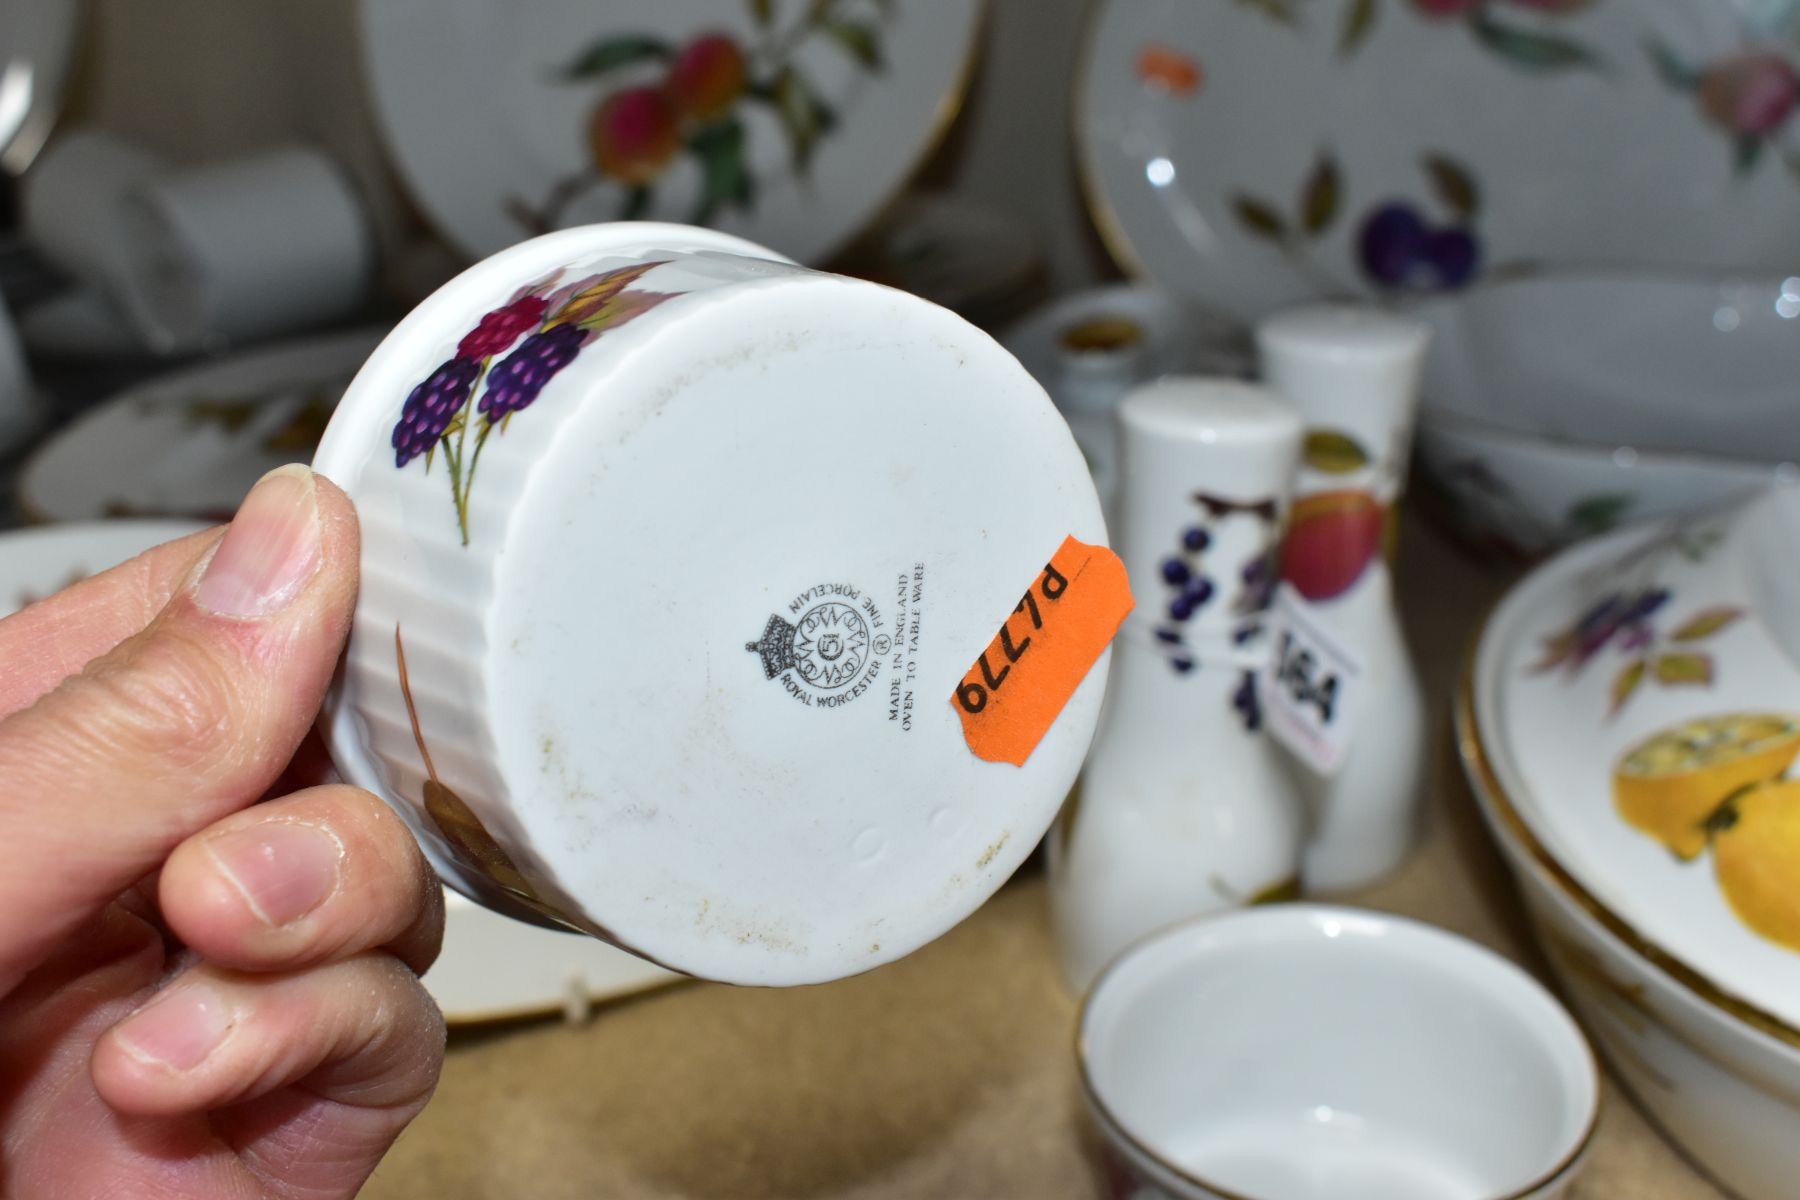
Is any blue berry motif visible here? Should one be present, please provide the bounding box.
[1233,671,1262,732]
[478,323,590,423]
[1182,527,1211,553]
[393,357,480,467]
[1162,557,1192,586]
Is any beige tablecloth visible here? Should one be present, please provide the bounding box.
[362,514,1727,1200]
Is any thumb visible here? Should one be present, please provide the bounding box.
[0,465,360,996]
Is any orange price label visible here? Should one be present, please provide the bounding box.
[953,534,1134,767]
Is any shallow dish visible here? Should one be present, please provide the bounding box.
[1079,905,1597,1200]
[1414,271,1800,560]
[18,329,384,523]
[1078,0,1800,319]
[1462,484,1800,1198]
[315,222,1114,987]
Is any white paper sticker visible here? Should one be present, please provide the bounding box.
[1262,583,1364,775]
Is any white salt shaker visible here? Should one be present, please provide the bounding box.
[1256,304,1430,893]
[1049,378,1307,993]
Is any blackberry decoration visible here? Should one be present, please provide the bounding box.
[457,295,551,361]
[393,357,480,467]
[478,323,591,422]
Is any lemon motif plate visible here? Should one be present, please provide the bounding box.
[360,0,982,263]
[1472,483,1800,1029]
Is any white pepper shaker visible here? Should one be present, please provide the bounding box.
[1256,303,1430,894]
[1049,378,1307,994]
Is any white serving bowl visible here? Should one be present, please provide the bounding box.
[1414,272,1800,561]
[1078,905,1597,1200]
[1460,485,1800,1198]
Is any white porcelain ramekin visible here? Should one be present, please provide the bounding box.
[314,223,1111,986]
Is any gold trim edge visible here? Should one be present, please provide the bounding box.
[1453,632,1800,1053]
[1071,910,1602,1200]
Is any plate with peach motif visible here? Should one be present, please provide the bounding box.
[360,0,983,263]
[1077,0,1800,319]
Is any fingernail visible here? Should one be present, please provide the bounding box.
[194,465,322,619]
[205,821,344,928]
[116,985,232,1071]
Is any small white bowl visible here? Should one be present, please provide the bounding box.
[1414,271,1800,560]
[1079,905,1598,1200]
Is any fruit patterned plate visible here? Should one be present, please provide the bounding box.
[1077,0,1800,319]
[17,329,384,523]
[1471,482,1800,1032]
[359,0,983,263]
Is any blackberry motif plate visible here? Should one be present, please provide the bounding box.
[360,0,982,263]
[1078,0,1800,319]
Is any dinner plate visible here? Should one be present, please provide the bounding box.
[0,0,82,174]
[1077,0,1800,319]
[360,0,982,263]
[0,519,210,617]
[18,329,385,523]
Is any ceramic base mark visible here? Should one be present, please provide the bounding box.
[746,579,892,710]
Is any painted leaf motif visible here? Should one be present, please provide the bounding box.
[750,0,775,26]
[1340,0,1378,55]
[1653,653,1714,685]
[1301,153,1341,236]
[1303,430,1370,474]
[559,35,672,81]
[1610,660,1646,712]
[822,19,883,69]
[1565,492,1633,534]
[1644,38,1697,89]
[774,67,837,171]
[1236,0,1299,26]
[1471,14,1600,74]
[1670,607,1743,642]
[1735,135,1766,176]
[1232,194,1288,242]
[1531,631,1578,673]
[1422,154,1481,221]
[689,118,754,224]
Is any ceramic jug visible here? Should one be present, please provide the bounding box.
[1050,378,1306,993]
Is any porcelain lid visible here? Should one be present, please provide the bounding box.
[1473,484,1800,1028]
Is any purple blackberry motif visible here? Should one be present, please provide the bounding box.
[393,357,480,467]
[390,259,677,545]
[477,323,591,422]
[1155,491,1285,733]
